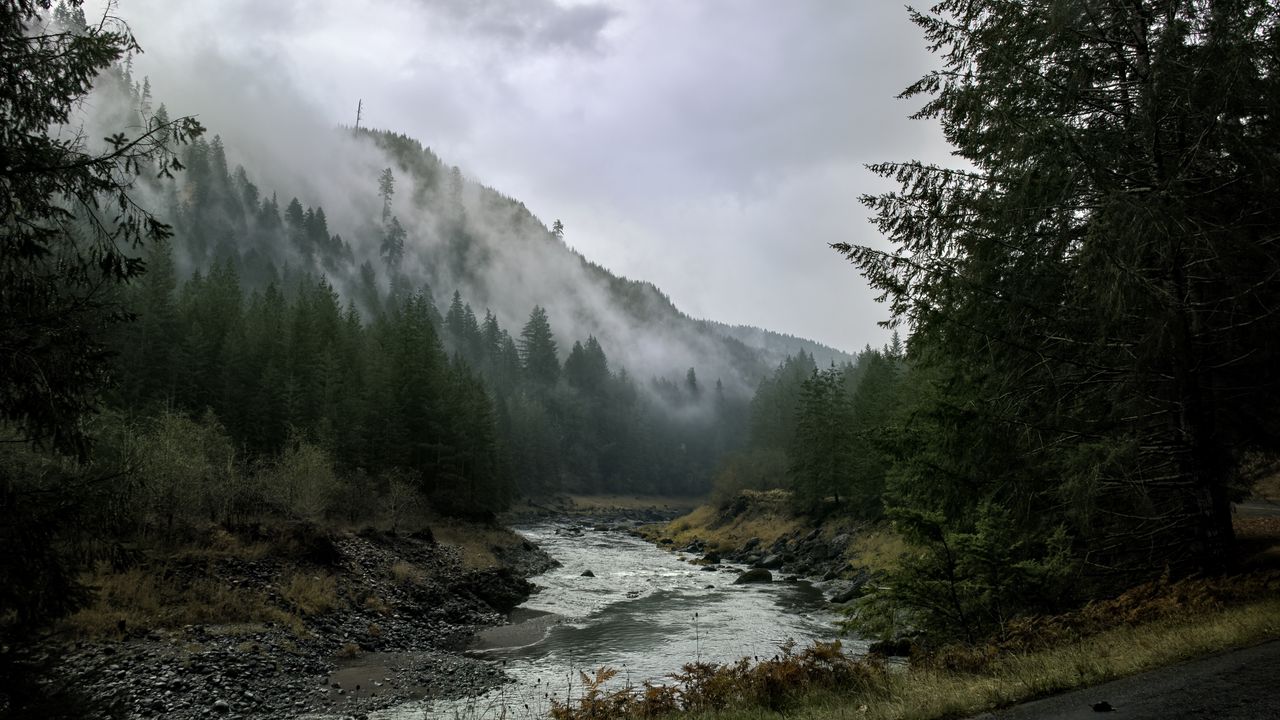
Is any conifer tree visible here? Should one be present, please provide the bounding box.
[518,306,560,386]
[838,0,1280,625]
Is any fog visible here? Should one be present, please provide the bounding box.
[68,1,965,396]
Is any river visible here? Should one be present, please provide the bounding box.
[374,521,859,719]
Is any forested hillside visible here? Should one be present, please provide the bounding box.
[85,68,857,504]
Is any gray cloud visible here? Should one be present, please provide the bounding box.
[422,0,618,53]
[99,0,952,354]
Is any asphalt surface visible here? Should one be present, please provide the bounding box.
[972,640,1280,719]
[1237,500,1280,518]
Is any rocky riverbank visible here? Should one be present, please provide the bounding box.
[8,523,558,720]
[657,529,874,603]
[635,491,903,606]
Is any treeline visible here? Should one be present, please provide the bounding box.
[758,0,1280,647]
[110,242,510,517]
[712,340,903,518]
[439,293,742,496]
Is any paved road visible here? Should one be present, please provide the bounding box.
[972,640,1280,720]
[1237,500,1280,518]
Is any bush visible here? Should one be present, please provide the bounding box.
[130,410,245,536]
[847,503,1077,646]
[266,434,341,521]
[550,642,884,720]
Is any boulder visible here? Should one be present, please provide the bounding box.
[758,554,785,569]
[580,570,595,577]
[453,568,536,613]
[733,569,773,584]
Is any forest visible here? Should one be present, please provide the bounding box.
[3,0,1279,710]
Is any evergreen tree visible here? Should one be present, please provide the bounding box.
[518,306,560,386]
[378,167,395,223]
[0,1,201,454]
[838,0,1280,634]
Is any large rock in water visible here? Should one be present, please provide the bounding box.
[733,569,773,584]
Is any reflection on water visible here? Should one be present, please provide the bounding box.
[377,522,858,719]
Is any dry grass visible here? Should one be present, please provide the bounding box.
[363,594,392,615]
[433,520,528,570]
[845,528,909,575]
[607,596,1280,720]
[65,566,302,638]
[389,561,426,586]
[651,492,803,553]
[180,526,272,562]
[279,572,342,616]
[336,641,362,658]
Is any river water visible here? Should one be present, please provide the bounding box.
[376,522,859,720]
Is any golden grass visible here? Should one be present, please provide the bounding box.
[65,566,303,638]
[389,560,426,586]
[846,528,910,575]
[433,519,528,570]
[650,493,804,553]
[659,599,1280,720]
[279,572,342,616]
[363,594,392,615]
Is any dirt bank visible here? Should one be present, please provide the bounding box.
[3,523,557,719]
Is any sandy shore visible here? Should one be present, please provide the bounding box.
[470,608,563,651]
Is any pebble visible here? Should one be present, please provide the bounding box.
[31,530,553,719]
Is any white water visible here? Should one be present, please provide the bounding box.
[378,522,859,719]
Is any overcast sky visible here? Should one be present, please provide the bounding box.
[99,0,952,354]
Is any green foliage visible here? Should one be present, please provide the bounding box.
[518,305,560,386]
[132,410,240,535]
[851,504,1075,645]
[836,0,1280,640]
[0,1,201,455]
[267,433,341,522]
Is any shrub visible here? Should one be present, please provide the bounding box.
[549,642,884,720]
[266,434,341,521]
[280,572,342,616]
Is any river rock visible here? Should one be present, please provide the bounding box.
[829,572,871,603]
[733,569,772,584]
[702,551,721,564]
[758,554,785,569]
[580,569,595,577]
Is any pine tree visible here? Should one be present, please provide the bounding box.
[0,0,201,454]
[838,0,1280,608]
[519,306,560,386]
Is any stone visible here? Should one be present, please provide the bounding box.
[733,569,773,584]
[758,554,785,569]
